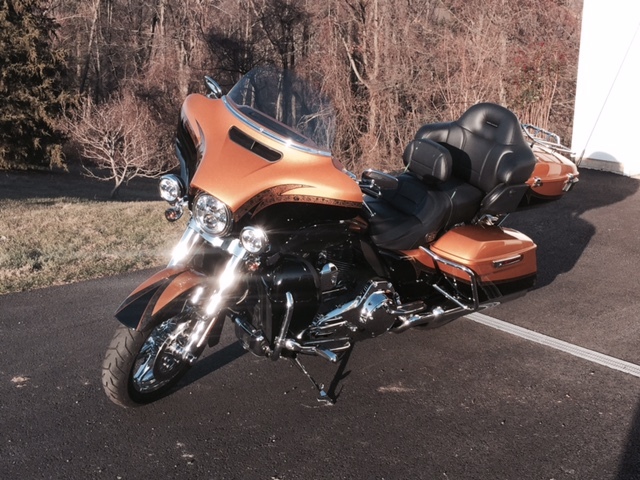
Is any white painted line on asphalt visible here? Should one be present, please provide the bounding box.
[466,312,640,379]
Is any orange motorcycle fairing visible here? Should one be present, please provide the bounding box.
[115,267,207,331]
[180,94,362,220]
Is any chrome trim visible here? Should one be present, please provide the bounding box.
[493,255,523,269]
[432,285,472,310]
[563,173,579,192]
[391,302,501,333]
[421,247,480,311]
[196,239,247,349]
[240,226,269,254]
[204,76,222,99]
[284,338,338,363]
[319,263,339,291]
[164,205,184,222]
[521,123,573,154]
[131,318,191,392]
[168,220,205,266]
[476,214,504,226]
[391,305,466,333]
[298,337,352,352]
[222,96,333,157]
[389,247,516,333]
[177,318,208,365]
[171,217,240,255]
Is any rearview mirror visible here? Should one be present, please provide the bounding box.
[204,76,223,99]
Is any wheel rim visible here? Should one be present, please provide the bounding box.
[131,318,190,394]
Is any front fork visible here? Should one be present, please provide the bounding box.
[174,222,335,361]
[169,221,340,404]
[168,220,248,364]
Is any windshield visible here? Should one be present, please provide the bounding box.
[226,66,335,154]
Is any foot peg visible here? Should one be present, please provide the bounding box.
[284,339,338,363]
[274,292,339,364]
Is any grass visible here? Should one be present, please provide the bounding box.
[0,197,186,295]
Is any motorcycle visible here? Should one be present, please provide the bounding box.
[102,66,578,407]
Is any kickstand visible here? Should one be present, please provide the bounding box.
[290,357,334,405]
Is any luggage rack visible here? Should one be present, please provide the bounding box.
[521,123,574,157]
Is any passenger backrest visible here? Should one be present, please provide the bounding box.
[402,138,452,183]
[415,103,536,216]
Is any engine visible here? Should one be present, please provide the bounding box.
[303,280,399,342]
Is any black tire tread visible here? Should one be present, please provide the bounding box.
[101,324,147,408]
[102,316,195,408]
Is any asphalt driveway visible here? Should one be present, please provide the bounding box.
[1,168,640,479]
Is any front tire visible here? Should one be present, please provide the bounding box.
[102,318,195,408]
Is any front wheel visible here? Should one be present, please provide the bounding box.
[102,316,198,407]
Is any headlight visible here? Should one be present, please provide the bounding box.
[194,194,232,236]
[159,174,184,203]
[240,227,269,254]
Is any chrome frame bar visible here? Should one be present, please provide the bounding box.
[271,292,294,360]
[420,246,480,311]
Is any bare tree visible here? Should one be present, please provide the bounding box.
[50,0,581,176]
[430,0,580,140]
[66,91,173,197]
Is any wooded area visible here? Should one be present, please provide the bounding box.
[1,0,582,185]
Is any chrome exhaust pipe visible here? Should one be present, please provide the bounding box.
[391,300,503,333]
[391,306,467,333]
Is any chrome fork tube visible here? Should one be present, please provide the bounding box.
[168,220,204,267]
[168,219,249,363]
[195,239,246,350]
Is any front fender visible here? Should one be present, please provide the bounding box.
[115,266,207,331]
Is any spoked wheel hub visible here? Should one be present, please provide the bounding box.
[131,319,192,394]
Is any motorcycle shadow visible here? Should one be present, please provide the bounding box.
[178,341,248,388]
[617,397,640,479]
[174,340,354,404]
[504,169,640,288]
[324,346,354,403]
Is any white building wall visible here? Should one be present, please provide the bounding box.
[571,0,640,176]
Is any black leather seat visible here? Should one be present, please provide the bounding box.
[366,103,537,251]
[366,139,453,250]
[416,102,536,218]
[366,173,451,250]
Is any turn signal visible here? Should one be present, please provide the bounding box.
[164,206,184,222]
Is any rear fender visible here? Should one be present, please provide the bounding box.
[115,266,207,331]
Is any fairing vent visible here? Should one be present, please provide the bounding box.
[229,126,282,162]
[176,119,199,184]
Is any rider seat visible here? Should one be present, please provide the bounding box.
[366,103,537,250]
[366,139,453,250]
